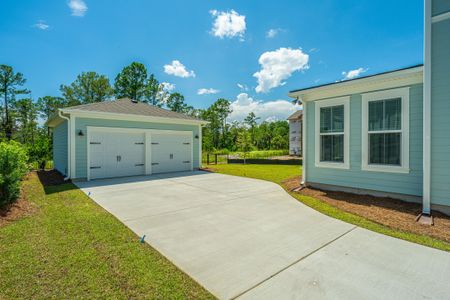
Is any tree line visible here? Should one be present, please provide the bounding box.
[0,61,289,168]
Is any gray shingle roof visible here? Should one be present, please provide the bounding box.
[287,110,303,120]
[64,98,201,121]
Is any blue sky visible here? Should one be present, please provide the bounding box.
[0,0,423,121]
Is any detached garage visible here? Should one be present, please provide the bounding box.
[47,98,207,181]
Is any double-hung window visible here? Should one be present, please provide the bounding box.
[315,97,350,169]
[362,87,409,173]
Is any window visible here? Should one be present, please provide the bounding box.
[362,88,409,173]
[315,97,350,169]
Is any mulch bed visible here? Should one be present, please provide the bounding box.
[284,176,450,243]
[36,169,68,186]
[0,174,37,227]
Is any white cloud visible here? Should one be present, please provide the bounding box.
[266,28,280,38]
[342,67,368,80]
[33,20,50,30]
[237,83,249,91]
[229,93,300,122]
[253,47,309,93]
[210,9,246,40]
[68,0,88,17]
[160,82,175,92]
[163,60,195,78]
[197,88,219,95]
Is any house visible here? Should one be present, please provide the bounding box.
[288,0,450,217]
[47,98,207,181]
[287,110,303,156]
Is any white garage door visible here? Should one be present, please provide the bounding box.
[151,133,192,174]
[89,131,145,179]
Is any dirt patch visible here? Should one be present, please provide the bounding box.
[283,176,450,243]
[36,169,68,186]
[0,176,37,227]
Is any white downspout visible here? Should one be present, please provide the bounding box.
[58,110,71,181]
[422,0,432,215]
[301,99,307,185]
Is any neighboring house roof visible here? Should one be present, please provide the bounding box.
[288,64,423,102]
[47,98,207,126]
[287,110,303,120]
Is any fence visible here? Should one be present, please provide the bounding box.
[202,150,302,165]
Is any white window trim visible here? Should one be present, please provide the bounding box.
[361,87,410,173]
[315,96,350,169]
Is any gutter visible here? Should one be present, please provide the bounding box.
[58,110,71,181]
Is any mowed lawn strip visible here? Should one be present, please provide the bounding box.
[205,163,450,252]
[0,173,215,299]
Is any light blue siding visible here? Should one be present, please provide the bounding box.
[430,19,450,206]
[74,118,200,179]
[52,120,68,176]
[306,84,423,197]
[432,0,450,16]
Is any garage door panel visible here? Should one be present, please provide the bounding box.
[151,133,192,174]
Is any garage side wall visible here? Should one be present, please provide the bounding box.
[74,117,200,179]
[52,120,68,176]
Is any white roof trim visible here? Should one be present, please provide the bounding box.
[59,109,208,126]
[288,66,423,102]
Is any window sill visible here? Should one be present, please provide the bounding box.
[361,164,409,174]
[316,162,349,170]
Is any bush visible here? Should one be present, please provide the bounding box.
[27,135,51,170]
[0,141,29,207]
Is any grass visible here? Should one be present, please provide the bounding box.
[0,173,215,299]
[206,163,450,252]
[204,163,301,184]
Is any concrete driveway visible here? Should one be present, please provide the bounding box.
[76,171,450,300]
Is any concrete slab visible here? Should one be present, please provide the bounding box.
[76,171,450,300]
[239,227,450,300]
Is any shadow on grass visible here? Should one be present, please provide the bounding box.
[36,170,78,195]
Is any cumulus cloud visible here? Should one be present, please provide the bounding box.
[197,88,219,95]
[254,47,309,93]
[229,93,301,122]
[160,82,175,92]
[210,9,246,40]
[342,67,368,80]
[68,0,88,17]
[33,20,50,30]
[164,60,195,78]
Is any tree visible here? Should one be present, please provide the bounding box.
[114,62,147,101]
[13,98,38,144]
[0,65,29,139]
[237,129,252,164]
[210,98,232,149]
[144,74,164,106]
[166,92,191,113]
[60,71,113,105]
[244,112,260,144]
[36,96,66,121]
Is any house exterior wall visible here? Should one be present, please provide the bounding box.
[430,17,450,206]
[289,119,302,155]
[52,120,68,176]
[305,84,423,197]
[432,0,450,16]
[73,117,200,179]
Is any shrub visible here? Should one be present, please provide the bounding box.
[0,141,29,207]
[27,135,51,170]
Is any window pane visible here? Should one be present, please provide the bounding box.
[369,101,384,131]
[320,134,344,162]
[320,107,332,133]
[332,105,344,133]
[384,98,401,130]
[368,98,401,131]
[320,105,344,133]
[369,133,401,165]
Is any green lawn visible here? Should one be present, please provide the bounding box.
[204,163,301,184]
[0,173,214,299]
[206,163,450,252]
